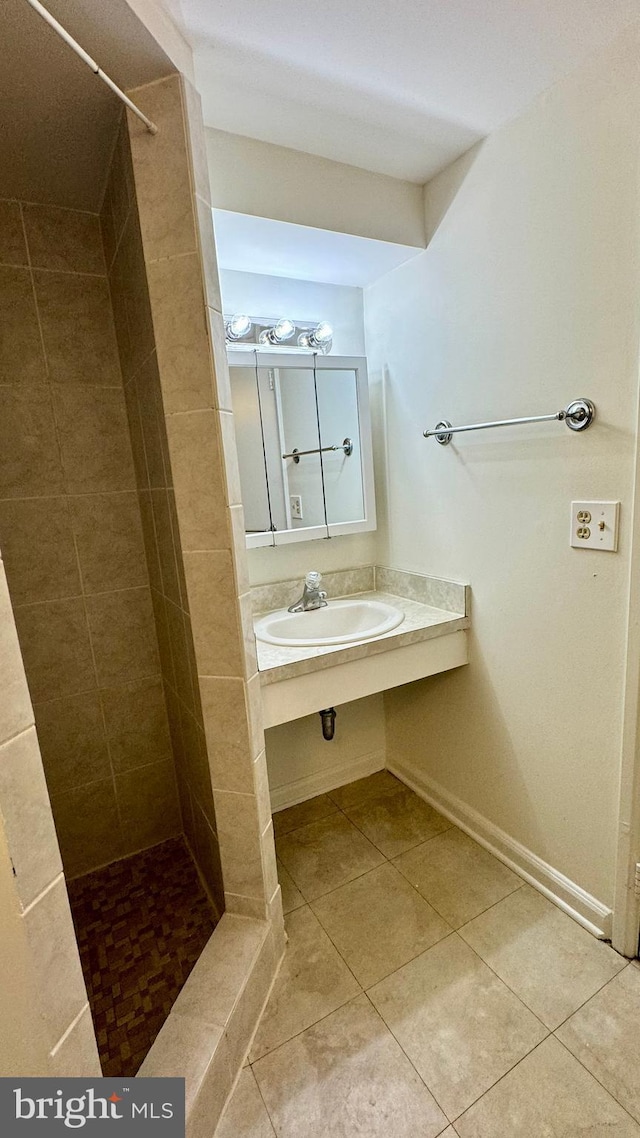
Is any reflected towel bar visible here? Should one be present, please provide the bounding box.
[423,399,595,445]
[283,437,353,464]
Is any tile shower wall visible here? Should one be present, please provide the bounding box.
[101,113,226,914]
[123,73,279,925]
[0,197,181,878]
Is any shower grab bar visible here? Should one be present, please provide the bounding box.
[283,438,353,464]
[423,399,595,445]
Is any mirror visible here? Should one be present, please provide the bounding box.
[228,352,375,547]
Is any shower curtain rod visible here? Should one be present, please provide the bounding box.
[24,0,158,134]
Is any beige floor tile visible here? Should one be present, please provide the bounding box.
[273,793,339,838]
[459,885,626,1029]
[455,1037,640,1136]
[253,994,448,1138]
[216,1069,275,1138]
[556,964,640,1122]
[276,812,385,901]
[248,906,360,1062]
[394,827,523,928]
[328,769,404,811]
[312,862,451,988]
[344,785,452,858]
[369,932,546,1120]
[277,859,305,915]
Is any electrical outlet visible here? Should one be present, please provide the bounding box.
[290,495,303,519]
[570,501,619,551]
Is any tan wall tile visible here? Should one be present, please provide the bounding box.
[85,586,159,686]
[217,411,243,506]
[260,821,278,904]
[70,492,147,594]
[151,489,180,604]
[34,692,110,795]
[49,1005,101,1077]
[22,205,105,275]
[0,200,27,266]
[245,674,265,760]
[180,703,215,819]
[151,589,175,687]
[101,675,172,773]
[183,551,244,678]
[136,351,167,488]
[167,410,229,551]
[109,121,135,247]
[23,877,89,1049]
[0,267,47,384]
[52,386,136,494]
[182,80,212,206]
[194,195,221,311]
[166,599,194,707]
[147,253,216,413]
[253,753,272,835]
[200,676,253,794]
[51,778,124,876]
[116,758,182,851]
[0,725,63,908]
[168,491,188,606]
[214,790,265,899]
[0,387,64,498]
[34,272,120,385]
[13,598,96,702]
[127,75,196,263]
[123,380,149,488]
[138,491,162,592]
[119,213,155,378]
[229,506,250,596]
[238,592,258,679]
[0,559,34,744]
[191,799,225,916]
[207,309,233,412]
[100,188,118,276]
[0,498,80,605]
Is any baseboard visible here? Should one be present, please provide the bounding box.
[388,759,613,940]
[269,749,386,812]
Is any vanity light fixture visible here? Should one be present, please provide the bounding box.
[225,313,253,340]
[259,317,297,345]
[298,321,333,350]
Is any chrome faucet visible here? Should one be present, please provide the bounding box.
[288,571,328,613]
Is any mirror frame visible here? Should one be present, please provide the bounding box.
[227,351,376,548]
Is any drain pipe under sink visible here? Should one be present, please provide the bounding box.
[319,707,337,741]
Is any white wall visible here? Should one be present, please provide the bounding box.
[219,269,379,584]
[207,129,426,248]
[365,26,640,908]
[218,269,366,355]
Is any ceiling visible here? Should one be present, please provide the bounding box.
[0,0,173,210]
[163,0,640,183]
[213,210,421,288]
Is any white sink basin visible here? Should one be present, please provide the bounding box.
[254,598,404,647]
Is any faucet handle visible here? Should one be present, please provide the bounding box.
[305,570,322,588]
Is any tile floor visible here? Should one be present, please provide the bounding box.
[215,771,640,1137]
[68,836,218,1076]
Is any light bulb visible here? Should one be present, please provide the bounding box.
[311,321,333,345]
[271,318,296,343]
[297,331,312,348]
[225,314,252,340]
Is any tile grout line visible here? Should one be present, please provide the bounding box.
[551,1030,640,1129]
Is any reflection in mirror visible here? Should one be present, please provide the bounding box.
[316,369,364,526]
[228,352,376,548]
[279,368,325,530]
[228,365,274,538]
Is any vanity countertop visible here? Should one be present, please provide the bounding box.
[255,589,470,684]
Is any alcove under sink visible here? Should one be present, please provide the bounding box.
[254,598,404,647]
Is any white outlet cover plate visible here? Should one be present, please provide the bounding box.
[570,501,620,551]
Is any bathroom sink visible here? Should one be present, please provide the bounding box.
[254,598,404,647]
